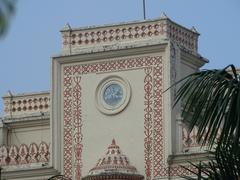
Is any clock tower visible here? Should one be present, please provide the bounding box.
[51,14,207,180]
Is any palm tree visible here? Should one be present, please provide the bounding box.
[180,145,240,179]
[0,0,15,37]
[173,65,240,179]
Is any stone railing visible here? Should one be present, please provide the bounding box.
[3,91,50,117]
[168,22,198,53]
[182,126,200,149]
[182,125,215,152]
[0,142,49,167]
[61,15,199,55]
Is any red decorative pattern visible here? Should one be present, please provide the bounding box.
[0,145,8,166]
[63,56,164,179]
[153,58,165,177]
[169,165,197,177]
[182,124,215,150]
[63,66,73,178]
[63,22,167,47]
[9,145,18,165]
[182,125,200,148]
[3,93,50,116]
[18,144,28,164]
[168,23,197,52]
[89,139,139,175]
[29,143,38,163]
[143,67,153,180]
[61,19,199,55]
[0,142,49,166]
[38,142,49,163]
[72,76,83,180]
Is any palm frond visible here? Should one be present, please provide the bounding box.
[180,145,240,180]
[0,0,15,37]
[48,175,71,180]
[174,65,240,150]
[180,161,209,180]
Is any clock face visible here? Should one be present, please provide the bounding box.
[103,84,123,107]
[95,76,131,115]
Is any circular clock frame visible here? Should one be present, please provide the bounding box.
[95,76,131,115]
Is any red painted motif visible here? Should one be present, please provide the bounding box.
[169,165,197,177]
[63,66,73,178]
[9,145,18,165]
[38,142,49,163]
[63,56,165,179]
[72,76,83,180]
[18,144,29,164]
[153,58,164,177]
[0,145,8,166]
[4,94,50,115]
[63,23,167,47]
[29,143,38,163]
[0,142,49,166]
[144,67,153,180]
[62,19,199,56]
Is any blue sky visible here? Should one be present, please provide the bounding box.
[0,0,240,115]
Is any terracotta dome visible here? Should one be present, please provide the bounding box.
[82,139,144,180]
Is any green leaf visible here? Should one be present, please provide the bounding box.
[173,65,240,151]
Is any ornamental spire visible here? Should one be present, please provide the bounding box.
[112,138,116,145]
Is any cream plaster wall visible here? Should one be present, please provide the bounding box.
[173,51,206,154]
[180,62,198,80]
[0,121,7,144]
[61,51,165,177]
[8,125,50,146]
[81,69,145,176]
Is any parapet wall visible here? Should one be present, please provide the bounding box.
[2,91,50,118]
[61,15,199,55]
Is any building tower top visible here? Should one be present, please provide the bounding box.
[60,15,200,56]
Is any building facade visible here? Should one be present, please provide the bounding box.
[0,14,208,180]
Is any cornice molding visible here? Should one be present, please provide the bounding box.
[2,113,50,129]
[180,50,208,69]
[52,40,168,64]
[1,166,59,180]
[168,152,211,165]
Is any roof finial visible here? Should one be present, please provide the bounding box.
[6,90,13,97]
[112,138,116,145]
[191,26,199,34]
[160,12,168,19]
[62,23,72,31]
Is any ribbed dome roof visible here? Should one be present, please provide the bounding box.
[88,139,139,176]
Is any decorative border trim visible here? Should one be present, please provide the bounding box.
[153,59,164,177]
[143,67,153,180]
[0,142,49,167]
[63,56,164,179]
[72,76,83,179]
[63,66,73,178]
[61,18,199,55]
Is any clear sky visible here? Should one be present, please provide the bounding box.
[0,0,240,115]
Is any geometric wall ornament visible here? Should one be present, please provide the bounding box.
[95,75,131,115]
[62,55,165,180]
[0,142,50,166]
[29,143,39,163]
[9,145,19,165]
[0,145,8,166]
[82,138,144,180]
[18,144,29,164]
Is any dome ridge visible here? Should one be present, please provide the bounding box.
[88,139,139,175]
